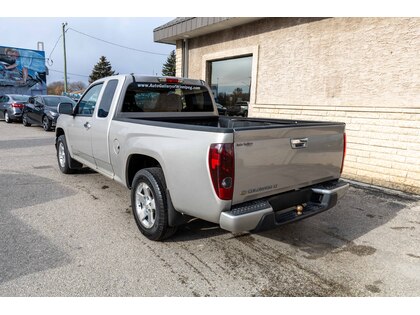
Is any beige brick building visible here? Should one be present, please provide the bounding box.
[154,17,420,194]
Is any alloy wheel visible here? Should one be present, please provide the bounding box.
[135,182,156,229]
[58,142,66,168]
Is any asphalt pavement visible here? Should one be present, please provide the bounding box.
[0,120,419,297]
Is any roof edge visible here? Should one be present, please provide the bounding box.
[153,17,263,44]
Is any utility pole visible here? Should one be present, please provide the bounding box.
[62,22,68,93]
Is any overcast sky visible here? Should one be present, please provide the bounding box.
[0,1,414,88]
[0,17,175,85]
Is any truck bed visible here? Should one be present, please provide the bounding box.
[114,115,345,204]
[115,115,342,131]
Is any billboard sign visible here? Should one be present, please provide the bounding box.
[0,45,47,95]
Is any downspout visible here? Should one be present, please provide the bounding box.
[182,38,189,78]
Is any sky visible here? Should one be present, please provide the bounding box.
[0,17,175,86]
[0,0,415,88]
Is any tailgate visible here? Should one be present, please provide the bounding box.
[232,123,345,204]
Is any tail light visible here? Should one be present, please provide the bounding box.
[158,77,183,84]
[209,143,235,200]
[340,133,346,174]
[11,103,24,109]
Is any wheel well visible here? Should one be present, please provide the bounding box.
[56,128,64,138]
[126,154,161,188]
[55,128,65,147]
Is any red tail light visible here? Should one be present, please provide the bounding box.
[340,133,346,174]
[11,103,24,108]
[209,143,235,200]
[158,77,183,84]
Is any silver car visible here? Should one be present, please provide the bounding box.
[0,94,30,123]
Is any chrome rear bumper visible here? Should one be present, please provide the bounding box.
[219,180,349,233]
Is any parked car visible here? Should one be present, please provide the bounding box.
[226,101,249,117]
[216,103,227,115]
[22,95,76,131]
[55,74,348,241]
[0,94,30,123]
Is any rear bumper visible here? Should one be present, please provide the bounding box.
[219,180,349,233]
[9,108,23,120]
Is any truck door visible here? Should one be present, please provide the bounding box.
[67,83,104,168]
[91,79,119,177]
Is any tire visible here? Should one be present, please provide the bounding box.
[4,111,12,123]
[22,113,31,126]
[56,135,80,174]
[131,167,177,241]
[43,115,52,131]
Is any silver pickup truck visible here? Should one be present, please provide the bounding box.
[55,75,348,241]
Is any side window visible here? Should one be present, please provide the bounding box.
[97,80,118,118]
[76,83,104,116]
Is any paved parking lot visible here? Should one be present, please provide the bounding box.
[0,121,419,297]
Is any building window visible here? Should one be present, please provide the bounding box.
[208,55,252,108]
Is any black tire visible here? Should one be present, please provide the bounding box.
[4,111,12,123]
[56,135,79,174]
[22,113,31,126]
[131,167,177,241]
[43,115,52,131]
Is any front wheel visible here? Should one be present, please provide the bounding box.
[131,167,177,241]
[43,115,52,131]
[56,135,81,174]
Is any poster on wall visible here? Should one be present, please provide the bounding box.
[0,45,47,95]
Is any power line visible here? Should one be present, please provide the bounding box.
[68,27,168,56]
[49,68,89,78]
[47,33,63,66]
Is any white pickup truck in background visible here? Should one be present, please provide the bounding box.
[55,75,348,241]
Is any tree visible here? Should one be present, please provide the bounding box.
[47,81,87,95]
[162,50,176,76]
[232,87,243,105]
[89,56,116,83]
[47,81,65,95]
[68,81,87,92]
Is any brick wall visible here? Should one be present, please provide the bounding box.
[179,17,420,194]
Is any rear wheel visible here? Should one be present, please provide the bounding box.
[43,115,52,131]
[22,113,31,126]
[131,167,177,241]
[4,111,12,123]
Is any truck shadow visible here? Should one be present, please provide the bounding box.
[0,171,75,286]
[252,185,418,259]
[170,218,226,242]
[170,185,417,260]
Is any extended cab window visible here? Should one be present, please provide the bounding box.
[122,82,213,113]
[97,80,118,118]
[76,83,103,116]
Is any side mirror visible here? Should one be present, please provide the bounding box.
[57,102,74,115]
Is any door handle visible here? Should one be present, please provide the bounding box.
[83,122,91,130]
